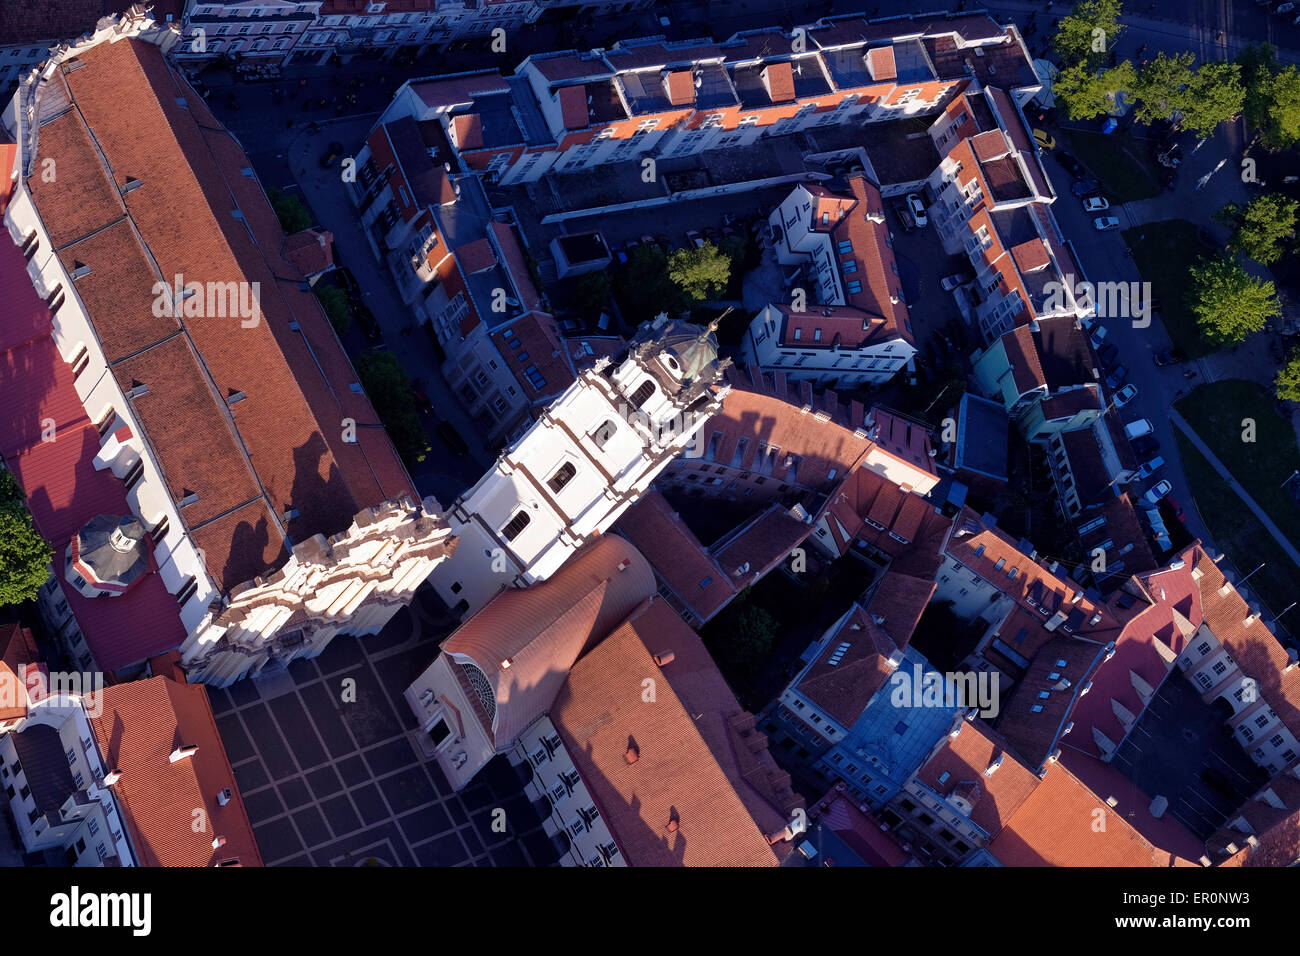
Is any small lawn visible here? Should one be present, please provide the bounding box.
[1122,220,1215,359]
[1175,380,1300,544]
[1062,130,1162,203]
[1174,433,1300,639]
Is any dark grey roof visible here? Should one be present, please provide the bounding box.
[13,724,76,813]
[955,392,1009,480]
[76,514,148,590]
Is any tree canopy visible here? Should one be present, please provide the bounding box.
[1186,255,1281,346]
[1239,44,1300,150]
[667,242,733,304]
[355,350,430,463]
[1276,350,1300,403]
[1216,193,1298,265]
[0,471,52,608]
[1053,0,1125,70]
[1055,60,1136,121]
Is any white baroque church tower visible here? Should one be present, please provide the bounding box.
[429,315,731,617]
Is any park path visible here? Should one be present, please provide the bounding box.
[1168,409,1300,572]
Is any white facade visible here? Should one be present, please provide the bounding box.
[429,317,728,616]
[0,695,133,866]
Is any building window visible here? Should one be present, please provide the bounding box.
[547,462,576,493]
[501,510,530,542]
[590,419,617,450]
[629,379,656,409]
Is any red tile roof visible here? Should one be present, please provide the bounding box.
[450,113,485,150]
[442,534,657,749]
[551,598,784,866]
[0,624,38,722]
[812,791,911,865]
[795,605,901,728]
[761,62,796,103]
[280,228,335,278]
[1010,238,1051,274]
[490,311,575,405]
[914,718,1041,838]
[866,47,897,82]
[664,70,695,106]
[90,673,263,867]
[25,39,411,592]
[989,759,1195,866]
[558,85,590,130]
[614,490,737,622]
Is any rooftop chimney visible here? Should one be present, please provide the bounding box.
[103,769,122,786]
[169,745,198,763]
[625,746,639,765]
[212,835,227,849]
[653,651,675,667]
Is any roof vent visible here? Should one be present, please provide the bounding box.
[169,745,198,763]
[103,769,122,786]
[653,650,675,667]
[625,746,639,765]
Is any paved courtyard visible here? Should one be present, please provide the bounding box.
[206,587,554,867]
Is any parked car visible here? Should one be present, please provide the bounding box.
[1105,366,1129,390]
[1071,178,1100,196]
[1135,456,1165,479]
[1055,151,1084,178]
[940,271,973,291]
[410,385,433,415]
[1164,494,1187,523]
[1097,342,1120,368]
[1143,479,1174,506]
[1131,434,1161,457]
[1153,349,1182,367]
[612,243,629,264]
[906,193,928,227]
[1125,419,1154,440]
[1113,383,1138,408]
[435,421,469,456]
[319,141,344,168]
[1090,324,1109,348]
[686,229,705,248]
[1033,128,1056,150]
[353,300,382,341]
[1082,195,1110,212]
[1094,216,1121,231]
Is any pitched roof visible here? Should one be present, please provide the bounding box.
[614,490,738,622]
[24,39,411,592]
[914,718,1041,838]
[988,759,1190,866]
[89,673,263,867]
[0,624,39,723]
[550,598,783,866]
[280,227,335,278]
[441,534,657,749]
[795,605,900,728]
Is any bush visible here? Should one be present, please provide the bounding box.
[0,471,52,607]
[354,350,429,463]
[316,285,352,336]
[268,188,312,234]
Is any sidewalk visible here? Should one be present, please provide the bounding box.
[1169,409,1300,572]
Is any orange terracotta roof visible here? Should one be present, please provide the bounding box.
[915,718,1041,838]
[664,70,695,106]
[795,605,900,727]
[442,534,657,749]
[762,62,795,103]
[866,46,897,81]
[90,674,263,867]
[281,228,335,278]
[988,759,1191,866]
[558,85,589,129]
[551,598,783,866]
[0,624,38,723]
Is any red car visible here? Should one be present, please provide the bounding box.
[410,386,433,415]
[1164,494,1186,523]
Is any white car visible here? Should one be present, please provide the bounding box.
[940,272,973,291]
[907,193,928,228]
[1094,216,1121,231]
[1124,418,1154,440]
[1143,479,1173,506]
[1083,196,1110,212]
[1113,383,1138,408]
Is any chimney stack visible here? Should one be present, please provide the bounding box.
[103,769,123,786]
[169,745,198,763]
[653,651,675,667]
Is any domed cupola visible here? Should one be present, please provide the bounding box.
[64,514,151,598]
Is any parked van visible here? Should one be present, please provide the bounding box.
[1124,419,1154,440]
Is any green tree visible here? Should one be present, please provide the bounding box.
[316,284,352,336]
[1187,256,1281,346]
[667,241,732,303]
[1180,60,1245,138]
[1132,51,1195,126]
[1054,60,1136,121]
[354,350,430,463]
[1216,193,1298,264]
[614,242,687,321]
[268,188,312,233]
[708,598,778,680]
[1053,0,1125,69]
[1239,45,1300,150]
[571,271,611,318]
[1276,350,1300,403]
[0,471,52,607]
